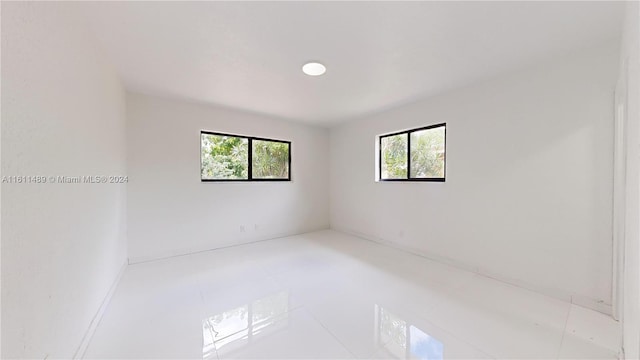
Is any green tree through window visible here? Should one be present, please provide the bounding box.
[252,140,290,179]
[201,134,248,180]
[379,124,446,181]
[381,134,407,179]
[410,127,445,178]
[201,132,291,181]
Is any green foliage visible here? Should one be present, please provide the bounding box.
[252,140,289,179]
[381,127,445,179]
[381,134,407,179]
[410,127,445,178]
[201,134,248,179]
[201,135,289,180]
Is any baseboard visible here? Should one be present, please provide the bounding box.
[73,260,127,359]
[571,293,613,315]
[331,226,613,317]
[128,227,330,264]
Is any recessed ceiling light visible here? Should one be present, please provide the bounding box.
[302,62,326,76]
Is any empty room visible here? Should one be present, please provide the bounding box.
[2,1,640,359]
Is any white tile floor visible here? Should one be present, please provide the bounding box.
[85,230,621,359]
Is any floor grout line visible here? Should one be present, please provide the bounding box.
[301,306,359,359]
[556,302,573,360]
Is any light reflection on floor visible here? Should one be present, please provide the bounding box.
[203,295,444,360]
[85,231,621,359]
[375,305,444,360]
[202,291,289,359]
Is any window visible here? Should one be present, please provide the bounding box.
[379,123,445,181]
[252,139,290,179]
[381,133,408,179]
[201,131,291,181]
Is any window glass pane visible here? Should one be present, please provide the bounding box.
[381,133,408,179]
[201,133,248,180]
[252,140,290,179]
[410,126,445,178]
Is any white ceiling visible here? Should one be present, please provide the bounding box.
[83,1,623,126]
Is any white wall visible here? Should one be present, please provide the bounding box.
[126,93,330,262]
[330,43,619,313]
[620,1,640,358]
[1,2,128,358]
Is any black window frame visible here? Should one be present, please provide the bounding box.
[378,123,446,182]
[201,130,292,182]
